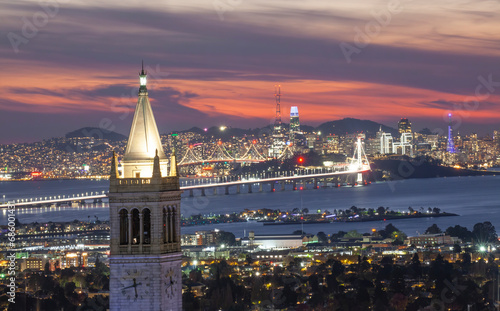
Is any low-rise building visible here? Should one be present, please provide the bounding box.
[408,233,459,246]
[241,232,304,249]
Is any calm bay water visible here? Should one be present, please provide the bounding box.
[1,176,499,237]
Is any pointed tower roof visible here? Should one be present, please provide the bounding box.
[123,64,167,162]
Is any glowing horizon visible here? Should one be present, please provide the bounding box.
[1,0,499,143]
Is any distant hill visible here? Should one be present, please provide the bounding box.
[176,126,268,139]
[66,127,127,141]
[172,118,397,139]
[301,125,315,133]
[315,118,397,137]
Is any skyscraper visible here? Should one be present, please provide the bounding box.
[375,126,393,155]
[380,133,393,154]
[108,64,182,311]
[290,106,300,134]
[398,118,412,134]
[289,106,300,145]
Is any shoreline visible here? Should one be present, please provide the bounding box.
[262,212,459,226]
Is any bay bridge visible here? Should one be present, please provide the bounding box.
[177,140,295,166]
[0,138,371,208]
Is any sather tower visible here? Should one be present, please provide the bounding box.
[108,64,182,311]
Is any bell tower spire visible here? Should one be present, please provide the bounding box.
[139,60,147,93]
[122,62,167,178]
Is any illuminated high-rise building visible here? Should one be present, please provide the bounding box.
[289,106,300,145]
[398,118,412,134]
[380,133,393,154]
[446,113,456,153]
[290,106,300,134]
[109,64,182,311]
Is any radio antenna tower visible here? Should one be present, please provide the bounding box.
[274,85,282,132]
[446,113,456,153]
[270,85,285,158]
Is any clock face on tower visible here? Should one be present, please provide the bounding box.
[119,268,151,303]
[163,266,179,300]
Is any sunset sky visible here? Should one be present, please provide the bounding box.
[1,0,500,143]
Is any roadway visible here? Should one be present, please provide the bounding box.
[0,167,369,208]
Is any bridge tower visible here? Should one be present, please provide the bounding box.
[240,140,266,161]
[178,145,202,165]
[108,64,182,311]
[350,136,371,184]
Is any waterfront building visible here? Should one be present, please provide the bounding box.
[408,233,459,246]
[241,231,307,249]
[108,65,182,311]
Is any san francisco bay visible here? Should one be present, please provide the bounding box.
[1,175,499,237]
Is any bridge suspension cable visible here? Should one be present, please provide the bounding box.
[208,142,234,161]
[178,146,202,165]
[240,142,267,161]
[350,136,371,171]
[277,144,294,160]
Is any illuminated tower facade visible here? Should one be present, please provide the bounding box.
[446,113,456,153]
[108,64,182,311]
[289,106,300,137]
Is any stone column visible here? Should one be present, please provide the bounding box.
[127,212,132,253]
[172,208,177,243]
[169,209,174,243]
[165,208,170,244]
[139,212,144,252]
